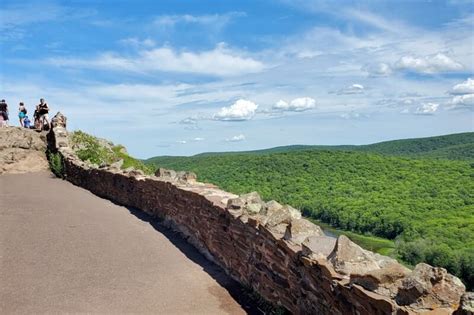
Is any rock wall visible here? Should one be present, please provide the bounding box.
[49,113,469,315]
[0,127,49,174]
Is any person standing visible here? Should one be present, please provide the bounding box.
[0,99,8,127]
[18,102,27,127]
[36,98,50,130]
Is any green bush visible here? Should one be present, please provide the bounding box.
[48,152,64,178]
[70,131,114,165]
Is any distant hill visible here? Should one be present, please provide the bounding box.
[145,131,474,289]
[146,132,474,164]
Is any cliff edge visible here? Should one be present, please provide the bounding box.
[0,127,49,174]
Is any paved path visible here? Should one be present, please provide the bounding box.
[0,172,251,314]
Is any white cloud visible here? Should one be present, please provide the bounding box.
[47,43,264,77]
[363,63,392,77]
[177,140,187,144]
[214,99,258,121]
[273,97,316,112]
[452,94,474,107]
[337,84,365,95]
[450,78,474,95]
[226,134,245,142]
[414,103,439,115]
[119,37,156,48]
[152,12,245,28]
[395,53,464,74]
[179,117,198,125]
[192,137,205,141]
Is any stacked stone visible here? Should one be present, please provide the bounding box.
[49,112,470,315]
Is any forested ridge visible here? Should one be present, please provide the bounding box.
[145,132,474,289]
[151,132,473,160]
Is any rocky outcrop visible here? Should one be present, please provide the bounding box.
[455,293,474,315]
[0,127,48,174]
[396,263,466,310]
[47,112,469,314]
[155,167,197,183]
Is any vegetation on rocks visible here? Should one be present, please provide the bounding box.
[145,134,474,289]
[70,131,153,174]
[48,151,64,178]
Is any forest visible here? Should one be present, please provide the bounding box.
[146,133,474,289]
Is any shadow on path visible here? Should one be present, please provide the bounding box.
[124,206,275,315]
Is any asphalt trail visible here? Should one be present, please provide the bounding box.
[0,172,251,314]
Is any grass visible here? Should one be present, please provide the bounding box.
[70,130,153,174]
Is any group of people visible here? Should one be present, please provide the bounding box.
[0,98,50,130]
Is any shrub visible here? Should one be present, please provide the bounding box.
[48,152,64,178]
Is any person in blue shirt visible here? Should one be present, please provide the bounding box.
[23,115,31,128]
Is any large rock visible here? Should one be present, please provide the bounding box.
[327,235,382,276]
[0,127,49,174]
[284,219,324,245]
[396,263,466,309]
[455,292,474,315]
[301,235,337,257]
[155,167,177,179]
[265,200,283,215]
[227,191,266,215]
[351,262,411,298]
[266,205,301,227]
[51,112,67,128]
[176,171,197,182]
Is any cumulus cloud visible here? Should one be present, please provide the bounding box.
[449,78,474,108]
[192,137,205,141]
[272,97,316,112]
[452,94,474,107]
[177,140,187,144]
[214,99,258,121]
[363,63,392,77]
[337,84,365,95]
[226,134,245,142]
[450,78,474,95]
[47,43,265,77]
[414,103,439,115]
[395,53,464,73]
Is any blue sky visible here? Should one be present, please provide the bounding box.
[1,0,473,158]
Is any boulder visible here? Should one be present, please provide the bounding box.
[284,219,324,245]
[301,235,337,257]
[51,112,67,128]
[266,205,301,227]
[177,171,197,182]
[155,168,177,179]
[327,235,381,276]
[227,197,245,210]
[246,203,263,214]
[241,191,263,205]
[227,191,265,215]
[396,263,466,309]
[351,262,411,298]
[265,200,283,215]
[455,292,474,315]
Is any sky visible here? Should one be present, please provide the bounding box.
[1,0,473,158]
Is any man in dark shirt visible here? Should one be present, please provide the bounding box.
[0,99,9,126]
[36,98,50,130]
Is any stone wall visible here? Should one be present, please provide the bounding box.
[49,113,470,315]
